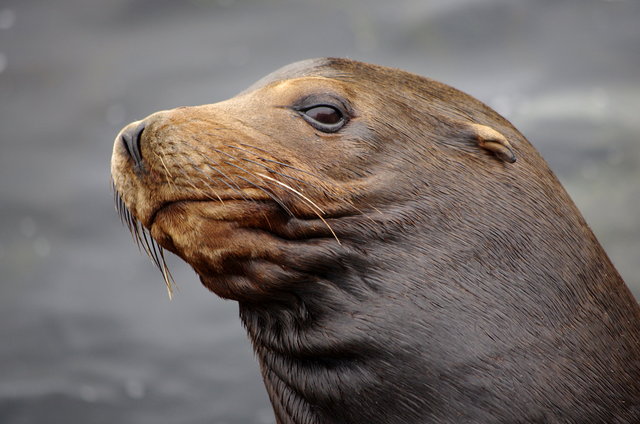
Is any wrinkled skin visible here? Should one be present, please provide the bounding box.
[111,58,640,424]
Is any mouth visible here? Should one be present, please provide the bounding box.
[147,196,276,230]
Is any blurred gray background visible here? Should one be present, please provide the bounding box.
[1,0,638,423]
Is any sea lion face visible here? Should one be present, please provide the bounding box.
[111,58,520,300]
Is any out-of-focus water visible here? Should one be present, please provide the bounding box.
[1,0,638,422]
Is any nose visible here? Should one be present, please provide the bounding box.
[120,121,146,168]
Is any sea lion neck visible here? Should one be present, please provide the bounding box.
[235,190,640,424]
[235,260,431,424]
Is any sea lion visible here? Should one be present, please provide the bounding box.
[110,58,640,424]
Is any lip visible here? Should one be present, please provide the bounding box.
[146,197,274,229]
[147,199,213,228]
[147,200,183,228]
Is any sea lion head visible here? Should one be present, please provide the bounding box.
[111,58,529,301]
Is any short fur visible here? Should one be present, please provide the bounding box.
[111,58,640,423]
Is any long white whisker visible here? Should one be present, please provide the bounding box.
[256,172,340,245]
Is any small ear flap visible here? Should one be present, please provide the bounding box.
[465,123,516,163]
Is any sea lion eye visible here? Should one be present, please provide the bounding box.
[300,105,346,132]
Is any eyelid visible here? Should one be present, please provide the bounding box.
[299,104,341,114]
[292,94,351,115]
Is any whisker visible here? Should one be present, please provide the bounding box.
[208,145,244,164]
[115,192,143,251]
[186,157,277,237]
[233,142,325,180]
[256,172,341,244]
[159,248,175,300]
[228,166,295,217]
[181,158,227,204]
[115,194,122,220]
[203,147,298,216]
[156,152,174,178]
[225,144,314,188]
[129,212,144,251]
[199,142,342,242]
[142,226,176,299]
[191,170,226,204]
[224,142,367,215]
[149,231,164,268]
[185,152,250,202]
[256,172,326,214]
[175,167,221,203]
[112,183,176,299]
[139,224,159,265]
[116,197,123,219]
[235,154,319,191]
[205,164,251,200]
[155,150,177,192]
[225,143,362,218]
[121,201,131,228]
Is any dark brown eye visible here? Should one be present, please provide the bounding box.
[300,105,346,132]
[305,106,342,124]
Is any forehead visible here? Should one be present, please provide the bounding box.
[257,77,353,101]
[241,58,358,94]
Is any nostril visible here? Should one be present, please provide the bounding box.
[120,121,146,168]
